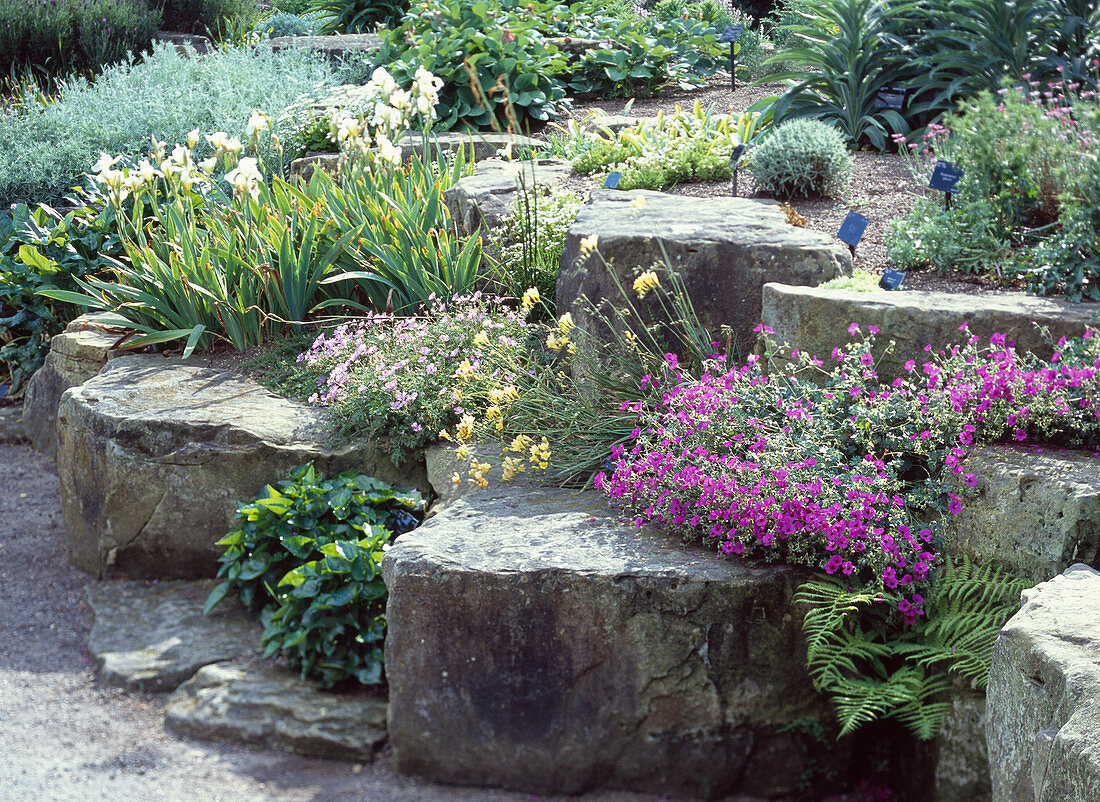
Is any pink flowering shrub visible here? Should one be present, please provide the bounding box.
[295,293,532,463]
[596,322,1100,622]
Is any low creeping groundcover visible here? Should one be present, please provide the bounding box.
[596,322,1100,621]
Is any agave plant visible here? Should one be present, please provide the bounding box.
[306,0,409,33]
[765,0,913,149]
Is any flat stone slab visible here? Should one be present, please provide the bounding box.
[987,564,1100,801]
[557,191,852,356]
[382,485,829,799]
[165,661,388,761]
[761,283,1100,380]
[58,357,428,579]
[86,580,260,692]
[22,312,122,458]
[948,445,1100,583]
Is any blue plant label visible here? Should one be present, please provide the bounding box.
[729,143,747,166]
[929,161,963,193]
[875,87,905,110]
[604,171,622,189]
[0,384,7,399]
[879,269,906,291]
[837,211,870,248]
[719,25,743,43]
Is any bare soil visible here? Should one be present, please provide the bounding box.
[0,441,777,802]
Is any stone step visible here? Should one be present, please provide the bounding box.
[382,484,834,799]
[557,191,852,357]
[987,564,1100,801]
[269,33,381,59]
[760,283,1100,380]
[86,579,260,692]
[57,357,428,580]
[165,661,388,762]
[949,445,1100,584]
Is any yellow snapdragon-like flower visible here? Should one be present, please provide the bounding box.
[468,460,492,489]
[455,359,476,380]
[502,456,526,482]
[508,434,534,453]
[528,437,551,470]
[546,333,569,352]
[579,234,599,259]
[557,312,575,333]
[455,444,473,461]
[456,414,476,442]
[633,270,661,299]
[473,330,490,348]
[521,287,540,309]
[630,195,647,213]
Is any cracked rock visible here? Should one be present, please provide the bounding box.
[382,485,830,799]
[165,661,388,761]
[57,357,429,579]
[86,579,260,692]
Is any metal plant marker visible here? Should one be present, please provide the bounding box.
[929,161,963,210]
[837,210,870,257]
[719,25,743,90]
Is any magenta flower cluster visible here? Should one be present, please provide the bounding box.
[596,324,1100,623]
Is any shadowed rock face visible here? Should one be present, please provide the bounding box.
[987,564,1100,802]
[57,357,428,580]
[382,485,835,799]
[556,190,852,358]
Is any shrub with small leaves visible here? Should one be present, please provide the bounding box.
[206,463,425,687]
[253,11,319,38]
[747,118,852,199]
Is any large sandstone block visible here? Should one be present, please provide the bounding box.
[57,357,428,580]
[382,485,831,799]
[441,157,573,243]
[269,33,381,59]
[987,564,1100,802]
[760,283,1100,380]
[557,191,852,356]
[947,445,1100,583]
[22,313,121,458]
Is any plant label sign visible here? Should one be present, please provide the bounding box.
[875,86,906,111]
[604,171,622,189]
[837,211,870,250]
[719,25,743,43]
[879,269,906,291]
[929,161,963,193]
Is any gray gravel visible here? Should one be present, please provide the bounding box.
[1,443,765,802]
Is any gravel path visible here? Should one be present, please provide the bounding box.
[1,442,770,802]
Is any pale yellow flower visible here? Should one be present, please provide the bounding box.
[630,195,647,212]
[456,414,476,442]
[473,330,490,348]
[632,270,661,299]
[455,359,476,380]
[521,287,540,309]
[579,234,599,256]
[508,434,533,453]
[557,312,575,333]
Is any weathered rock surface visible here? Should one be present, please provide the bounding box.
[269,33,381,59]
[382,485,831,799]
[441,157,574,245]
[423,442,506,509]
[760,283,1100,380]
[0,406,25,444]
[165,661,388,761]
[947,445,1100,583]
[289,132,544,183]
[546,36,625,59]
[987,564,1100,802]
[557,191,852,355]
[58,357,428,579]
[22,313,121,458]
[154,31,214,56]
[86,580,260,692]
[935,691,991,802]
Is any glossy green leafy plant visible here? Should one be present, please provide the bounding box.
[306,0,407,32]
[206,463,426,688]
